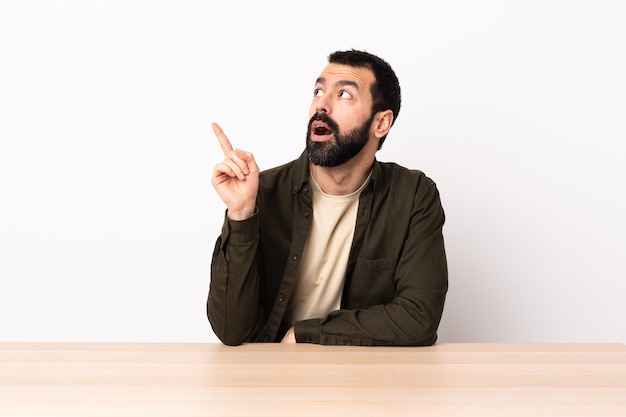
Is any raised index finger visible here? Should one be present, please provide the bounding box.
[211,122,234,155]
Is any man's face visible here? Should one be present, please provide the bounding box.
[306,63,376,167]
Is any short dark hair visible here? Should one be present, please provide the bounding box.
[328,49,401,149]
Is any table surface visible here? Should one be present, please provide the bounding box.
[1,342,625,417]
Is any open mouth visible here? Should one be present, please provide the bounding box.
[313,122,333,137]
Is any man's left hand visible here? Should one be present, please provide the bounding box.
[281,327,296,343]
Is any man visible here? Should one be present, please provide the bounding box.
[208,49,447,346]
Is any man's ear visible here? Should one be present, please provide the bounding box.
[373,110,394,139]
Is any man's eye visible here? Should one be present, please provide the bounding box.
[339,91,352,99]
[314,89,323,97]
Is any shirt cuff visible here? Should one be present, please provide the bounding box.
[294,319,321,344]
[223,208,259,245]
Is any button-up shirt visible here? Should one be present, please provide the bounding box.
[207,150,448,346]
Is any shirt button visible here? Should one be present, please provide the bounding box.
[346,340,352,346]
[302,212,309,218]
[291,254,298,261]
[278,293,285,302]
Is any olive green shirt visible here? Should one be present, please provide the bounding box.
[207,150,448,346]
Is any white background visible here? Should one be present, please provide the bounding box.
[1,1,624,343]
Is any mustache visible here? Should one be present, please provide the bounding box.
[308,112,339,132]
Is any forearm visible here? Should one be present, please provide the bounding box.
[295,288,446,346]
[207,212,263,345]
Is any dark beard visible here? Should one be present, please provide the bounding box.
[305,112,375,167]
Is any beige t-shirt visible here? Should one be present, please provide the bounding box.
[284,173,370,325]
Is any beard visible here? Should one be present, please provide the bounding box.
[306,111,375,167]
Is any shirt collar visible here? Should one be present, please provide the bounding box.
[291,149,387,195]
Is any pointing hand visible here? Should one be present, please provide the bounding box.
[211,123,259,220]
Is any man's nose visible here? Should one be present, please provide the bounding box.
[315,97,330,115]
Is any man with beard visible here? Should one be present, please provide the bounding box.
[208,50,448,345]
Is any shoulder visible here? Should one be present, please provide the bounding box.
[261,158,297,178]
[259,151,309,190]
[373,160,438,191]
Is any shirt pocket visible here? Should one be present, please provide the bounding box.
[345,256,399,308]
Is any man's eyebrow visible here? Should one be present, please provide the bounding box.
[315,77,360,90]
[337,80,360,90]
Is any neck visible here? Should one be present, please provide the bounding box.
[310,155,374,195]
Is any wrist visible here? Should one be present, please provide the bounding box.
[227,206,256,221]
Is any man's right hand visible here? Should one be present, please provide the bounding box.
[211,123,259,221]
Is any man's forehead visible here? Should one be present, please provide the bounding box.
[316,63,375,90]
